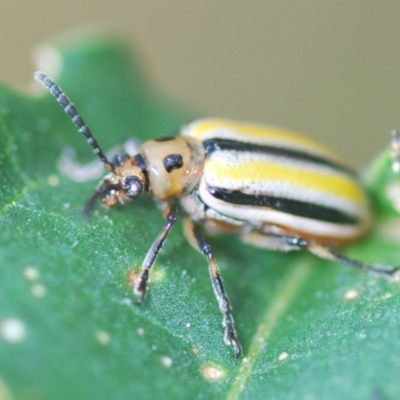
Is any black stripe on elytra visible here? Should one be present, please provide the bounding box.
[208,186,358,224]
[203,138,356,177]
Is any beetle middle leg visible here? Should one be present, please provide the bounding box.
[242,230,400,280]
[184,217,242,357]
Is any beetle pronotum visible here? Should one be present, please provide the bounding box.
[34,71,400,357]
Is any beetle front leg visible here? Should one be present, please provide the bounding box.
[132,203,178,304]
[184,218,242,357]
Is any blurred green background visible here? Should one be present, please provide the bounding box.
[1,1,400,167]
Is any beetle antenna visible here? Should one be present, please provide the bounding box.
[34,71,115,172]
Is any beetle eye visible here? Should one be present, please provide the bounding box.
[123,176,143,199]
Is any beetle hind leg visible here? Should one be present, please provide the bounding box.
[242,230,400,281]
[184,218,242,357]
[308,241,400,281]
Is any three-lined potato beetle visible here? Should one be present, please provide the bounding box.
[34,71,400,357]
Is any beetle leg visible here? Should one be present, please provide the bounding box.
[241,230,307,251]
[308,241,400,281]
[184,218,242,357]
[243,230,400,280]
[133,203,178,304]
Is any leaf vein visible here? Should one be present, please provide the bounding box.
[227,259,314,400]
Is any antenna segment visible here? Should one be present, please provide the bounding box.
[34,71,114,171]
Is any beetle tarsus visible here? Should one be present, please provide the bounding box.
[223,314,243,357]
[369,265,400,281]
[135,270,149,305]
[232,338,243,358]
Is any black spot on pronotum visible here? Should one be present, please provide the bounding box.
[163,154,183,173]
[155,136,177,142]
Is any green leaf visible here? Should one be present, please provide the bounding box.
[1,32,400,400]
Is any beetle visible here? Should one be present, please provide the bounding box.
[34,71,400,357]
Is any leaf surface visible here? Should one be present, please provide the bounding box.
[1,33,400,400]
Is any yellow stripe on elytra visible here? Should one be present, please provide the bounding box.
[205,158,366,204]
[189,119,344,161]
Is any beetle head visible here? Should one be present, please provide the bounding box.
[84,152,148,215]
[33,72,149,216]
[33,72,204,216]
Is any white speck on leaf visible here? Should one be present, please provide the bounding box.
[278,351,289,362]
[121,298,133,306]
[343,289,359,300]
[0,318,27,343]
[31,283,47,298]
[137,327,145,336]
[357,331,367,340]
[381,293,393,300]
[192,347,199,356]
[48,174,60,186]
[160,356,173,368]
[23,266,40,281]
[201,364,226,381]
[96,330,111,345]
